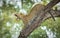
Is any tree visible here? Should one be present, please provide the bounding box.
[18,0,60,38]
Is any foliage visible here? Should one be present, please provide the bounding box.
[28,18,60,38]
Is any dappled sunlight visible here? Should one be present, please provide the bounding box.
[6,22,11,26]
[19,9,27,15]
[10,23,22,38]
[41,26,56,38]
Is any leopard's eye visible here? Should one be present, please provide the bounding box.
[20,13,23,15]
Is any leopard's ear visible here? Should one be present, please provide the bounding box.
[20,13,23,15]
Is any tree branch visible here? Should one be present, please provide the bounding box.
[18,0,60,38]
[18,10,60,38]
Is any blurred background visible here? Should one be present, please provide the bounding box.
[0,0,60,38]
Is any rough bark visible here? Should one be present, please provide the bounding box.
[18,0,60,38]
[18,10,60,38]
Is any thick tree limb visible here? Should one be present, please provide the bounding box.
[18,0,60,38]
[43,10,60,22]
[18,10,60,38]
[44,0,60,21]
